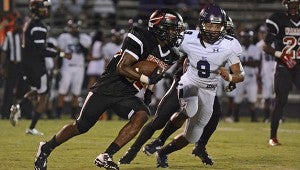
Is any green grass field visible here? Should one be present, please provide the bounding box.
[0,118,299,170]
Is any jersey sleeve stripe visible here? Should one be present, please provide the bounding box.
[266,19,279,34]
[34,39,45,43]
[30,27,47,35]
[123,49,139,60]
[127,33,143,54]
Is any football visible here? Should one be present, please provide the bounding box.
[133,60,164,76]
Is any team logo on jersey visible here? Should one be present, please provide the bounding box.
[212,48,220,52]
[285,27,300,36]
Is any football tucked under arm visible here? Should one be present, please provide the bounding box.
[133,61,165,85]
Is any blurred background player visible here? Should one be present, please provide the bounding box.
[232,28,261,122]
[10,0,71,135]
[255,24,276,123]
[86,30,105,89]
[56,18,91,119]
[0,17,30,122]
[263,0,300,146]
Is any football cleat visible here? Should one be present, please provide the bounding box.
[26,128,44,135]
[9,104,21,126]
[34,142,48,170]
[156,151,168,168]
[269,138,281,146]
[192,146,214,165]
[143,139,163,155]
[94,153,119,170]
[118,147,138,164]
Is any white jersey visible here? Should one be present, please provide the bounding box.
[102,42,122,61]
[177,30,242,143]
[57,33,92,67]
[87,40,106,76]
[256,40,276,78]
[240,44,261,79]
[179,30,242,86]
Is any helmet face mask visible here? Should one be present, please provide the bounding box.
[29,0,51,19]
[282,0,300,16]
[148,8,185,47]
[66,19,82,36]
[199,4,226,44]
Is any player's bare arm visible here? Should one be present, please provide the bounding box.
[219,62,244,83]
[116,52,141,81]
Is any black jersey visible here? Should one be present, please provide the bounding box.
[265,12,300,65]
[21,18,57,78]
[91,26,179,97]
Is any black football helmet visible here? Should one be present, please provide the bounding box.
[66,19,82,35]
[199,4,227,44]
[29,0,51,18]
[282,0,300,16]
[226,16,235,37]
[148,8,185,47]
[239,28,254,47]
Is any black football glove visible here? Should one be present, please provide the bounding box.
[148,67,164,85]
[224,82,236,92]
[144,89,153,105]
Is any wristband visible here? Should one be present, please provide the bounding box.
[228,74,233,82]
[274,51,282,58]
[140,74,149,84]
[147,84,154,91]
[59,51,65,58]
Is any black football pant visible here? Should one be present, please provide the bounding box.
[1,62,29,119]
[271,64,300,138]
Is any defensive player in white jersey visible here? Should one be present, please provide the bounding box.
[56,19,92,119]
[86,30,105,89]
[156,4,245,168]
[233,29,261,122]
[256,25,276,123]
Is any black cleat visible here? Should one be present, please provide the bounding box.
[95,153,119,170]
[143,139,163,155]
[156,151,168,168]
[192,146,214,165]
[34,142,48,170]
[118,148,138,164]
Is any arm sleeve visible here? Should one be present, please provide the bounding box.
[31,26,58,58]
[121,31,143,60]
[227,39,243,65]
[265,14,279,45]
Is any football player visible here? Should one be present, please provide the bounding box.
[255,25,276,123]
[232,28,261,122]
[155,4,244,168]
[9,0,71,134]
[56,18,92,119]
[263,0,300,146]
[34,8,184,170]
[118,14,238,166]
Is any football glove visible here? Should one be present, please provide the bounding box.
[148,67,164,85]
[144,89,153,105]
[224,82,236,92]
[281,55,296,69]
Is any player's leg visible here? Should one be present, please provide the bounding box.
[157,86,215,168]
[269,67,291,146]
[247,78,258,122]
[26,74,48,135]
[34,92,108,169]
[56,67,72,119]
[193,95,221,165]
[233,82,244,122]
[119,79,180,164]
[95,96,149,169]
[70,66,85,119]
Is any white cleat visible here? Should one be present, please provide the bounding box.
[26,128,44,135]
[9,104,21,126]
